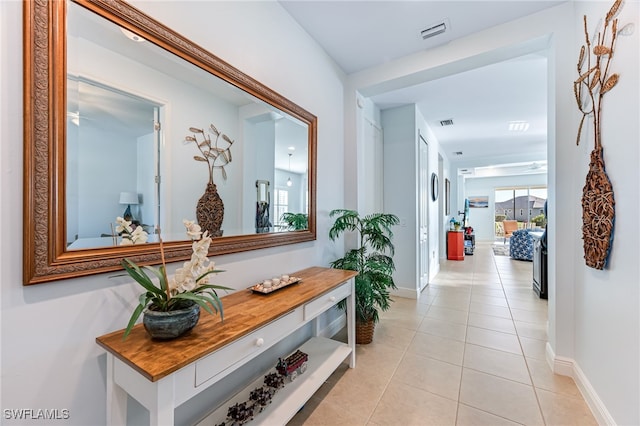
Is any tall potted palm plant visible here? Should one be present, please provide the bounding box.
[328,209,399,344]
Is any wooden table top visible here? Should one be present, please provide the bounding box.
[96,266,357,382]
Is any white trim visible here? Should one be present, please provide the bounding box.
[545,343,616,425]
[573,362,617,426]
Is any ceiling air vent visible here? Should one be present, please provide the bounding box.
[421,20,448,40]
[454,151,463,156]
[440,119,454,126]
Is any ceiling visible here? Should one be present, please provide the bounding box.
[279,0,565,177]
[68,2,309,174]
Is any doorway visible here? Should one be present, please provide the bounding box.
[418,134,429,292]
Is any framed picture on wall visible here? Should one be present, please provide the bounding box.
[445,178,451,215]
[469,196,489,208]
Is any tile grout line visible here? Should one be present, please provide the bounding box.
[362,298,433,425]
[494,245,549,426]
[454,249,482,425]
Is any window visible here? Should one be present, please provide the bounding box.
[495,186,547,237]
[274,189,289,228]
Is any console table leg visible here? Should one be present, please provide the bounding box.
[106,354,127,425]
[149,378,175,426]
[346,278,356,368]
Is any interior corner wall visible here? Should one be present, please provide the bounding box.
[379,105,442,296]
[1,1,346,424]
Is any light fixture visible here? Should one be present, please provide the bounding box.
[286,153,293,187]
[508,121,530,132]
[119,192,139,221]
[120,27,145,43]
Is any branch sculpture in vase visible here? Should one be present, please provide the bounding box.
[573,0,626,270]
[185,124,234,237]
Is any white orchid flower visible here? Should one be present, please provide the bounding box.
[115,216,133,234]
[131,226,149,244]
[183,219,202,240]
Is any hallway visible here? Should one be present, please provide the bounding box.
[290,242,596,425]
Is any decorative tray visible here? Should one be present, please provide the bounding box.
[250,276,302,294]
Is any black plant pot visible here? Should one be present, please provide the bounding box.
[143,301,200,340]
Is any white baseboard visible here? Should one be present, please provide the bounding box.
[391,287,418,299]
[545,343,616,425]
[319,314,346,339]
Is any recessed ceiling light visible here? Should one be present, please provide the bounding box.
[508,121,530,132]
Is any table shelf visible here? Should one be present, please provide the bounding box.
[96,267,357,425]
[196,337,351,425]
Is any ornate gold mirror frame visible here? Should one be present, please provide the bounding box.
[23,0,317,285]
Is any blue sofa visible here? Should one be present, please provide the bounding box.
[510,229,534,261]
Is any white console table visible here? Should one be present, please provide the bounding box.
[96,267,357,425]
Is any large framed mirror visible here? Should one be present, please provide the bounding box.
[23,0,317,285]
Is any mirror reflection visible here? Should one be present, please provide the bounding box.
[65,1,309,250]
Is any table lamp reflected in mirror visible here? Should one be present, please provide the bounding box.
[119,191,139,222]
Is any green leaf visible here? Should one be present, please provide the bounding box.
[328,209,398,324]
[123,303,146,340]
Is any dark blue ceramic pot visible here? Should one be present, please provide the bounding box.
[143,301,200,340]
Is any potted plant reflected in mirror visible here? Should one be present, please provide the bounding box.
[328,209,399,344]
[120,220,232,340]
[280,212,308,231]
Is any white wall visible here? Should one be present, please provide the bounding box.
[0,1,346,424]
[345,2,639,424]
[382,105,419,295]
[568,3,639,425]
[463,173,547,241]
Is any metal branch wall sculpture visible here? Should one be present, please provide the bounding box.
[573,0,624,270]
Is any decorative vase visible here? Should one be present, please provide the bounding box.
[143,301,201,340]
[355,319,375,344]
[197,183,224,237]
[581,146,615,270]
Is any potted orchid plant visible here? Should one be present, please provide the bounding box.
[115,216,148,245]
[121,220,232,340]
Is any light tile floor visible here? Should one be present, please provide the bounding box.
[289,242,596,425]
